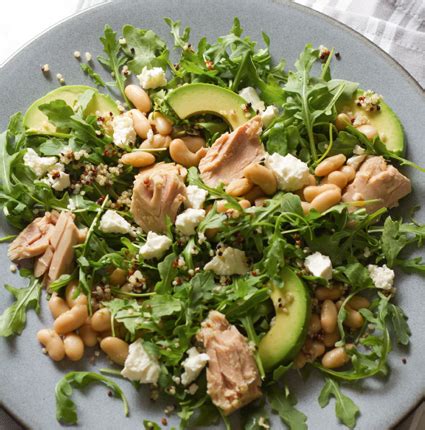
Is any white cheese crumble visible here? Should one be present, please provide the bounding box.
[180,347,209,386]
[239,87,265,113]
[139,231,172,259]
[346,155,366,171]
[112,113,136,148]
[353,145,366,155]
[43,170,71,191]
[265,153,310,191]
[368,264,395,290]
[121,339,161,384]
[261,105,279,127]
[23,148,58,177]
[99,210,131,234]
[204,246,249,276]
[175,209,206,236]
[304,252,333,280]
[137,66,167,89]
[185,185,208,209]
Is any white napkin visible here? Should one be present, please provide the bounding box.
[294,0,425,88]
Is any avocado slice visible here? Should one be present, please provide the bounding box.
[339,89,404,155]
[23,85,119,132]
[167,83,252,129]
[258,267,310,371]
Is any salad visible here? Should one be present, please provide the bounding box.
[1,18,424,429]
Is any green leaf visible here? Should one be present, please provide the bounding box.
[318,378,360,429]
[387,303,411,345]
[381,217,409,267]
[55,371,129,424]
[0,131,19,194]
[143,420,161,430]
[0,278,42,337]
[80,63,106,87]
[268,385,307,430]
[147,295,182,320]
[155,253,178,294]
[242,401,270,430]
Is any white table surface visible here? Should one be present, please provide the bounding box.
[0,1,423,429]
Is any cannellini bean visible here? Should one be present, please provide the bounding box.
[64,333,85,361]
[315,286,343,301]
[243,163,277,195]
[65,282,87,308]
[347,295,370,310]
[239,199,251,209]
[79,319,98,347]
[120,151,155,168]
[325,171,348,189]
[54,304,88,335]
[91,308,112,332]
[310,189,342,212]
[130,109,151,139]
[141,133,171,149]
[301,201,311,215]
[124,85,151,113]
[356,124,378,140]
[308,314,321,335]
[308,174,317,186]
[181,136,205,152]
[225,178,254,197]
[315,154,347,177]
[321,300,338,334]
[110,268,127,286]
[309,341,326,360]
[323,330,340,347]
[303,184,340,203]
[335,113,351,131]
[243,186,265,203]
[169,138,207,167]
[322,346,350,369]
[37,328,65,361]
[100,337,129,365]
[340,165,356,183]
[343,306,364,329]
[293,352,307,369]
[48,294,70,319]
[152,112,173,136]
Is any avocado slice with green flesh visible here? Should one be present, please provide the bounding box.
[339,89,405,155]
[258,267,310,371]
[167,83,252,129]
[23,85,119,132]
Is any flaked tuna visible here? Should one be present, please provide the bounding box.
[342,156,411,212]
[130,162,187,233]
[197,311,262,415]
[199,116,265,187]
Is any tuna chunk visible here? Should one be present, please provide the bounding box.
[48,220,80,283]
[34,246,54,278]
[8,212,57,261]
[130,162,187,233]
[199,116,265,187]
[197,311,262,415]
[342,156,411,212]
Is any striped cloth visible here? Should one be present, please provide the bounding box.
[293,0,425,88]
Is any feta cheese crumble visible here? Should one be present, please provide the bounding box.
[112,113,136,148]
[368,264,395,290]
[204,246,249,276]
[99,210,131,234]
[265,153,310,191]
[185,185,208,209]
[239,87,265,113]
[304,252,333,280]
[261,105,279,127]
[23,148,58,177]
[175,209,206,236]
[121,339,161,384]
[181,347,209,386]
[137,66,167,89]
[139,231,172,259]
[43,170,71,191]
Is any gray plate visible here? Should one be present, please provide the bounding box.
[0,0,424,429]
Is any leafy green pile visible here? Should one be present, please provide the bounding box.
[0,17,424,430]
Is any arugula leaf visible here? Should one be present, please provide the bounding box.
[98,25,129,103]
[381,217,409,267]
[147,295,182,320]
[55,371,129,424]
[0,278,42,337]
[80,63,106,87]
[122,25,168,74]
[318,378,360,429]
[143,420,161,430]
[155,253,177,294]
[387,303,411,345]
[268,385,307,430]
[0,131,20,194]
[242,401,270,430]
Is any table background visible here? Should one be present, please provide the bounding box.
[0,1,423,429]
